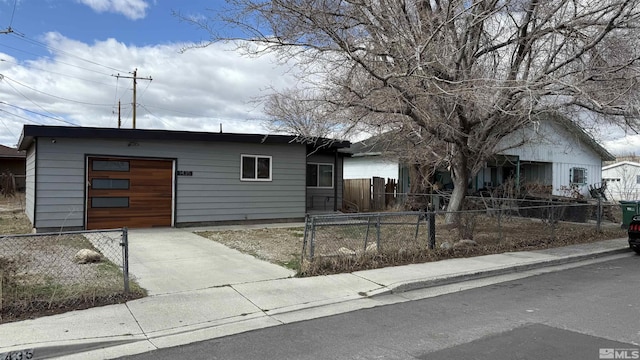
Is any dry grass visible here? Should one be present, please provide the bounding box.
[196,213,627,277]
[0,205,146,323]
[198,227,305,269]
[0,193,30,235]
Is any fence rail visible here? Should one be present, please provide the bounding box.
[301,198,624,274]
[303,211,434,261]
[0,228,130,322]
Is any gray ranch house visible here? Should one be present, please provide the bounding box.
[18,125,349,232]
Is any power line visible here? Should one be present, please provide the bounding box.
[0,43,115,77]
[113,69,152,128]
[1,76,68,122]
[11,32,129,74]
[138,103,175,129]
[8,0,17,28]
[1,74,113,107]
[0,101,76,125]
[0,58,117,87]
[0,108,45,125]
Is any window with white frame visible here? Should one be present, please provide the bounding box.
[570,167,587,185]
[241,155,272,181]
[307,163,334,188]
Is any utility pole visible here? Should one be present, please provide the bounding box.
[113,69,152,129]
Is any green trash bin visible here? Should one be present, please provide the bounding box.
[619,200,640,228]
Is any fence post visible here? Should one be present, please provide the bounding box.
[498,205,503,243]
[310,216,316,260]
[376,214,381,251]
[550,204,556,241]
[428,208,436,250]
[364,216,372,248]
[597,197,602,233]
[301,214,309,265]
[121,227,130,295]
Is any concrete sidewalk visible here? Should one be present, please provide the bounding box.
[0,237,633,360]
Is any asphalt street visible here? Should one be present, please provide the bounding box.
[119,255,640,360]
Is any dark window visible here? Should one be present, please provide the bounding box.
[242,156,255,179]
[257,157,270,179]
[91,197,129,208]
[92,160,129,172]
[307,163,333,188]
[92,179,130,190]
[241,155,272,181]
[570,167,587,185]
[307,164,318,187]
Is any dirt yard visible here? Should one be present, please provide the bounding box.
[198,227,305,269]
[196,212,628,276]
[0,194,145,323]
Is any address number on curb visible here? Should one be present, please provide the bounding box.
[0,349,34,360]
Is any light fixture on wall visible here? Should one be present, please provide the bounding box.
[51,139,56,144]
[127,141,139,147]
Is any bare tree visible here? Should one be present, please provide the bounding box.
[263,88,358,140]
[186,0,640,223]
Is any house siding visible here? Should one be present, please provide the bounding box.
[306,153,343,211]
[343,156,399,180]
[32,138,307,230]
[498,120,604,197]
[25,144,36,224]
[602,162,640,201]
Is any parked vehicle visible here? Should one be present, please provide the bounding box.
[627,215,640,254]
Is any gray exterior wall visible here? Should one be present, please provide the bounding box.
[25,144,35,224]
[306,153,344,211]
[31,137,307,230]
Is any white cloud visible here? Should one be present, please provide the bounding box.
[603,135,640,157]
[76,0,149,20]
[0,33,300,147]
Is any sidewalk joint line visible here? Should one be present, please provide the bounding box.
[229,286,285,325]
[125,302,158,350]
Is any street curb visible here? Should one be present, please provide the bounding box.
[366,247,633,297]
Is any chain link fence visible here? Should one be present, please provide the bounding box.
[301,197,626,275]
[0,228,132,323]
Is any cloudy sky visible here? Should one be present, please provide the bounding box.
[0,0,301,148]
[0,0,638,155]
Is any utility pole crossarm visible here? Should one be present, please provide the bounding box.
[112,68,152,129]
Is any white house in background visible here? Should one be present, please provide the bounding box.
[601,161,640,201]
[493,113,614,198]
[342,137,400,181]
[343,113,615,198]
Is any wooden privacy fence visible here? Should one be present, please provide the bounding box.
[344,178,371,211]
[343,177,398,212]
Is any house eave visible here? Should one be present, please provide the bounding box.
[602,161,640,171]
[18,125,351,151]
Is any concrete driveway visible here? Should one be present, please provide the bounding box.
[127,228,295,295]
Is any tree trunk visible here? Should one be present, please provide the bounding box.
[408,164,433,210]
[445,148,469,224]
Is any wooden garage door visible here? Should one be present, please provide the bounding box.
[86,157,173,229]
